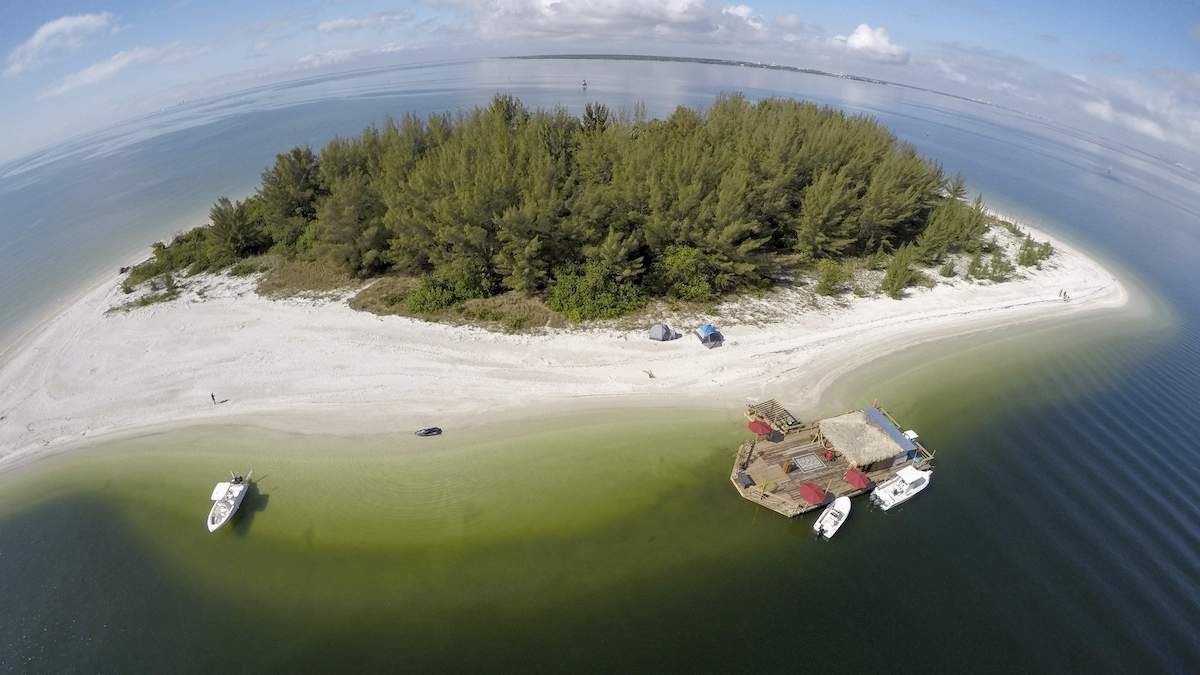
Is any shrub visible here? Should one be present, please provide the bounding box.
[938,260,956,277]
[403,276,459,313]
[1017,238,1054,267]
[435,260,497,302]
[547,261,644,321]
[881,244,918,299]
[988,248,1015,282]
[651,245,718,302]
[256,259,353,296]
[815,259,850,296]
[458,293,561,332]
[966,251,986,280]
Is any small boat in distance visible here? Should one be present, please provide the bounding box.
[581,79,587,89]
[869,465,931,511]
[415,427,442,437]
[813,496,851,539]
[207,470,251,532]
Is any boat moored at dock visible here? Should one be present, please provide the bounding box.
[869,466,932,511]
[730,400,934,519]
[813,496,851,539]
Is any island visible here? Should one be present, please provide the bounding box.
[115,94,1051,323]
[0,94,1126,469]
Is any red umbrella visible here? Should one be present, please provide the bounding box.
[844,467,872,490]
[748,420,772,436]
[798,482,827,506]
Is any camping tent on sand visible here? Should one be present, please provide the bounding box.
[648,322,678,341]
[696,324,724,348]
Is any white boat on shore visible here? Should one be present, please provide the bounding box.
[869,465,931,511]
[812,496,851,539]
[207,471,251,532]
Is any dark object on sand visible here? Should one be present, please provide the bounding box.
[415,427,443,437]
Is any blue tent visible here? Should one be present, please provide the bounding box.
[696,323,723,348]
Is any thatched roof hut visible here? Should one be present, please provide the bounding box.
[817,408,917,468]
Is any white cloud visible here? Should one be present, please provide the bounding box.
[41,42,205,98]
[297,43,412,69]
[934,58,968,83]
[317,12,410,33]
[446,0,767,43]
[721,5,764,31]
[297,49,359,68]
[835,24,909,64]
[4,12,117,77]
[928,43,1200,151]
[1081,98,1166,141]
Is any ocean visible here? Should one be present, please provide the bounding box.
[1,57,1198,672]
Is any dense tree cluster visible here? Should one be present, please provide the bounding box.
[129,94,998,317]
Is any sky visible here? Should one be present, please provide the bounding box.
[1,0,1199,165]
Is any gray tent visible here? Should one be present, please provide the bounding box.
[648,322,677,341]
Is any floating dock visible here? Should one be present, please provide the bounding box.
[731,399,934,517]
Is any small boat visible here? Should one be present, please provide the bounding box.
[415,427,442,437]
[812,496,851,539]
[207,470,251,532]
[581,79,587,89]
[869,465,931,511]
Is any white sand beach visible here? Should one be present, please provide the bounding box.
[0,221,1127,471]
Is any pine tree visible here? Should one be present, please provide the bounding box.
[795,168,859,259]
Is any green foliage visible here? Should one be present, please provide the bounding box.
[259,147,323,251]
[547,261,644,321]
[916,194,988,263]
[209,196,269,261]
[403,276,460,313]
[109,273,180,312]
[398,262,498,314]
[995,219,1024,238]
[308,171,388,277]
[965,251,986,279]
[1017,237,1054,267]
[988,248,1015,282]
[255,259,352,297]
[795,168,859,258]
[649,245,720,302]
[815,258,850,296]
[938,260,956,277]
[881,244,918,299]
[134,94,998,323]
[229,255,276,277]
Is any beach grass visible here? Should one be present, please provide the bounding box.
[255,259,355,297]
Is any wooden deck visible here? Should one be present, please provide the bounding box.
[731,404,934,517]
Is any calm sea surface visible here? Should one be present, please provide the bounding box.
[1,58,1198,673]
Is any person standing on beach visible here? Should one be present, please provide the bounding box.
[211,393,216,405]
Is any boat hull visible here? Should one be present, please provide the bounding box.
[813,497,852,539]
[207,483,248,532]
[870,466,931,511]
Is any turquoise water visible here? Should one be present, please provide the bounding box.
[2,58,1199,672]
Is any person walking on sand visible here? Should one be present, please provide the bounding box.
[211,393,216,405]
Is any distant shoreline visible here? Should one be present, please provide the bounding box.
[0,218,1127,474]
[506,53,1017,115]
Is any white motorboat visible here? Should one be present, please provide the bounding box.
[207,471,251,532]
[869,465,931,511]
[812,496,851,539]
